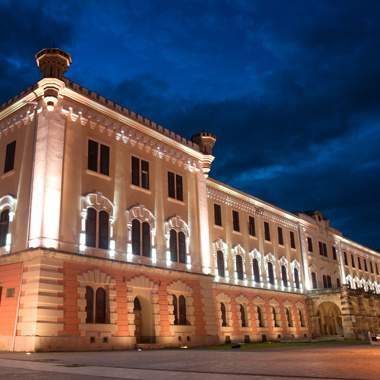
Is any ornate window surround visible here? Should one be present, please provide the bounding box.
[279,256,289,290]
[249,249,262,285]
[80,192,115,256]
[165,215,190,269]
[232,244,246,284]
[0,195,16,253]
[264,252,277,288]
[291,259,303,292]
[212,238,229,282]
[126,204,156,263]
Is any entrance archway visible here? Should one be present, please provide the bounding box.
[315,302,343,336]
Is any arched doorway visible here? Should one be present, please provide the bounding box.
[315,302,343,337]
[133,297,142,343]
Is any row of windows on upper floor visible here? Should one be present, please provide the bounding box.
[0,139,184,202]
[306,237,338,260]
[87,139,184,201]
[342,250,379,275]
[214,204,298,249]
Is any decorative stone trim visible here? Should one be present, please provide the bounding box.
[167,280,195,326]
[61,104,199,173]
[0,195,16,253]
[165,215,191,268]
[212,238,230,281]
[77,269,117,329]
[126,204,156,263]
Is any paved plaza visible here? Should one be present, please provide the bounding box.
[0,342,378,380]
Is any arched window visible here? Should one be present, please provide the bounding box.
[179,295,186,325]
[311,272,317,289]
[257,306,263,327]
[298,308,305,327]
[173,294,187,325]
[236,255,244,280]
[132,220,151,257]
[240,304,246,327]
[170,230,186,263]
[0,209,9,247]
[281,265,288,287]
[294,268,300,289]
[217,251,225,277]
[252,258,260,283]
[221,302,227,327]
[85,208,109,249]
[173,295,178,325]
[286,308,293,327]
[85,286,94,323]
[98,211,109,249]
[268,262,274,285]
[85,208,96,247]
[85,286,106,324]
[96,288,106,323]
[272,307,279,327]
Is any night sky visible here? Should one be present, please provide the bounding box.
[1,0,379,251]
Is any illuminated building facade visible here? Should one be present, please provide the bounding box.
[0,48,379,351]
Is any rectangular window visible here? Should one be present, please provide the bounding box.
[290,231,296,249]
[4,140,16,173]
[248,216,255,236]
[87,139,109,176]
[376,263,379,275]
[351,254,355,268]
[358,257,362,270]
[277,227,284,245]
[344,251,348,266]
[131,156,149,189]
[364,259,368,272]
[319,242,323,256]
[323,243,327,257]
[214,204,222,226]
[332,247,337,260]
[232,210,240,232]
[264,222,271,241]
[168,171,183,201]
[307,237,313,252]
[370,261,373,273]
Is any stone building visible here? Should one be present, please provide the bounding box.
[0,48,379,351]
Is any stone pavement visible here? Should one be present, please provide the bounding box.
[0,342,378,380]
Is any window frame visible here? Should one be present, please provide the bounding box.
[232,210,240,232]
[277,227,284,245]
[131,156,150,190]
[248,216,255,236]
[264,222,271,242]
[87,138,110,176]
[4,140,16,174]
[168,171,183,201]
[214,204,222,227]
[290,231,296,249]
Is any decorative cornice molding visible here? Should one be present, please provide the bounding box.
[207,187,298,229]
[62,103,199,173]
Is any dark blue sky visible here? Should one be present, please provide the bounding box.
[1,0,379,250]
